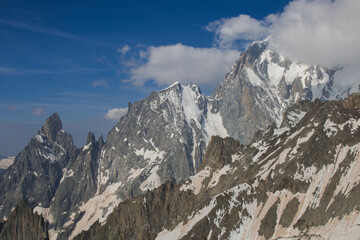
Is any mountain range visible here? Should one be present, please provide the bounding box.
[75,93,360,240]
[0,38,359,240]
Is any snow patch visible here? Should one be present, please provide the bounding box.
[34,206,54,224]
[294,165,317,183]
[204,108,229,144]
[180,166,211,195]
[273,127,289,136]
[182,85,203,125]
[287,110,307,127]
[245,68,263,87]
[347,118,360,134]
[283,63,310,86]
[82,142,92,151]
[42,152,57,163]
[208,164,234,188]
[60,169,75,184]
[140,165,161,191]
[34,134,44,143]
[331,143,360,197]
[257,148,291,180]
[231,154,242,162]
[127,168,145,182]
[69,181,123,239]
[135,147,165,163]
[307,210,360,240]
[251,140,269,162]
[268,62,285,86]
[296,129,314,145]
[324,119,339,137]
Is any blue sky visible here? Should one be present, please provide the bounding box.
[2,0,359,155]
[0,0,290,154]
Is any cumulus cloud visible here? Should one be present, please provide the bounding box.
[207,0,360,68]
[117,44,131,55]
[203,0,360,87]
[270,0,360,68]
[129,44,239,86]
[30,108,46,116]
[104,107,128,120]
[92,79,109,88]
[206,14,270,49]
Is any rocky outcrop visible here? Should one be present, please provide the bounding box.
[0,201,49,240]
[201,136,241,168]
[42,113,63,144]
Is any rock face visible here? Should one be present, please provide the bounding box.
[75,93,360,240]
[0,201,49,240]
[0,38,359,239]
[211,38,356,144]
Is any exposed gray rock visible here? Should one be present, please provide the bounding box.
[75,93,360,240]
[210,39,349,144]
[42,113,62,144]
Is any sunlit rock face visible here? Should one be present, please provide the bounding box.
[76,93,360,240]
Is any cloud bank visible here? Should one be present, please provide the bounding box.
[207,0,360,69]
[130,44,239,86]
[271,0,360,68]
[206,14,270,49]
[104,107,128,120]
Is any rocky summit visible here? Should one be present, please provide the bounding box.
[75,93,360,240]
[0,38,359,240]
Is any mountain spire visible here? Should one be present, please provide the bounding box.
[41,113,62,143]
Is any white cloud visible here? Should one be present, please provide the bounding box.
[104,107,128,120]
[129,44,239,86]
[205,0,360,68]
[92,79,109,88]
[30,108,46,116]
[203,0,360,88]
[117,44,131,55]
[206,14,270,49]
[270,0,360,68]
